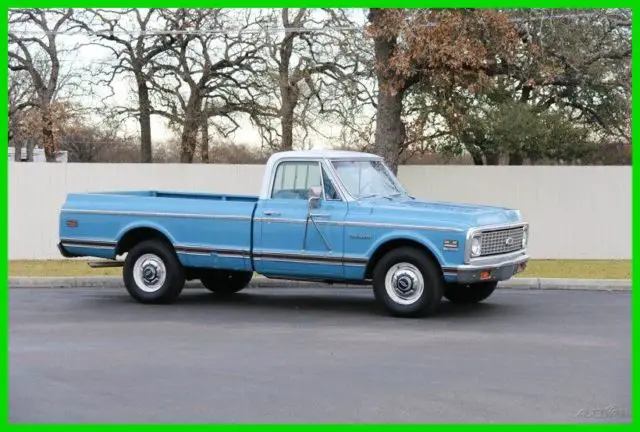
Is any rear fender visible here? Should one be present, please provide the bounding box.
[115,221,178,253]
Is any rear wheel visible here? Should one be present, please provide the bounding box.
[201,270,253,296]
[372,247,444,318]
[443,281,498,304]
[123,239,185,304]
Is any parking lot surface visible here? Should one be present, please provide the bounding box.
[9,286,631,423]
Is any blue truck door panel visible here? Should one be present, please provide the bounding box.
[253,160,347,278]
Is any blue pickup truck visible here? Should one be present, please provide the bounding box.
[58,150,529,317]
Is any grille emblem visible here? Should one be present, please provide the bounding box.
[505,237,513,246]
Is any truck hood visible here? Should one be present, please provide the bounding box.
[359,197,522,229]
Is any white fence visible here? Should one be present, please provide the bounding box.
[8,162,631,260]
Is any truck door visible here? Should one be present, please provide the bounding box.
[253,159,348,278]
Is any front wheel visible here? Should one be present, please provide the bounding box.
[201,270,253,296]
[443,281,498,304]
[372,247,444,318]
[123,239,185,304]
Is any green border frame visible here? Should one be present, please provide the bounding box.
[1,1,636,429]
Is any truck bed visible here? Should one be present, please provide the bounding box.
[59,190,260,272]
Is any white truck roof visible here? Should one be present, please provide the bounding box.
[267,149,381,162]
[259,149,382,200]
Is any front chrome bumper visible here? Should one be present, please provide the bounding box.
[447,252,529,284]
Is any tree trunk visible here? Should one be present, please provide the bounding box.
[26,139,34,162]
[180,97,203,163]
[280,102,295,151]
[180,120,198,163]
[509,152,524,165]
[13,139,22,162]
[137,79,153,163]
[41,107,56,162]
[369,9,404,175]
[509,85,530,166]
[485,151,500,165]
[468,147,485,165]
[373,88,404,174]
[201,120,209,163]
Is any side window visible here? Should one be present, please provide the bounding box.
[271,161,322,200]
[321,166,340,200]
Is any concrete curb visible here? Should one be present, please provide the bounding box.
[7,276,631,292]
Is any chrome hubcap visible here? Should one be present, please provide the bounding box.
[384,263,425,305]
[133,254,167,293]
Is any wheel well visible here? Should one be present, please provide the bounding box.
[115,227,174,256]
[364,238,442,279]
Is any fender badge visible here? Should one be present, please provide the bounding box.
[66,219,78,228]
[443,240,458,250]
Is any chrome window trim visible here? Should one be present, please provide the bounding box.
[267,158,348,203]
[269,159,323,200]
[319,161,344,202]
[464,222,529,264]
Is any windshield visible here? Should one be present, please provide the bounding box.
[330,159,408,200]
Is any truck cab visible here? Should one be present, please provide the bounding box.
[58,150,529,317]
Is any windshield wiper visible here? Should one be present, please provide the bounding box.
[358,193,402,201]
[357,194,382,200]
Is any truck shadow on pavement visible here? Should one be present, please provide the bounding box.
[118,288,520,320]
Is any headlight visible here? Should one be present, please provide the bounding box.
[470,236,482,257]
[522,228,528,248]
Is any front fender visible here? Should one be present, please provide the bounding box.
[365,230,447,267]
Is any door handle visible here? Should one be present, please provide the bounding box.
[263,210,281,216]
[310,213,330,218]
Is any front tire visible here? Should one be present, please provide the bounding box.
[201,270,253,296]
[443,281,498,304]
[123,239,185,304]
[372,247,444,317]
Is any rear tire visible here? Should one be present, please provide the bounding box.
[443,281,498,304]
[123,239,185,304]
[201,270,253,296]
[372,247,444,317]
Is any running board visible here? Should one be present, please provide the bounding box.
[87,261,124,268]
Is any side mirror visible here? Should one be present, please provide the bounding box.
[308,186,322,209]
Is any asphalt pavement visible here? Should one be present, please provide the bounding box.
[9,286,631,423]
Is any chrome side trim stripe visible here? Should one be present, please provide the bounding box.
[61,208,252,221]
[60,238,116,248]
[62,208,463,233]
[60,239,377,267]
[340,220,464,232]
[61,243,115,250]
[257,217,464,232]
[175,244,368,265]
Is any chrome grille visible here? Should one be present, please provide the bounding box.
[480,226,525,257]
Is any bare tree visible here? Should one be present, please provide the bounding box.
[8,68,36,160]
[74,9,176,163]
[249,9,366,151]
[8,8,79,161]
[149,9,271,163]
